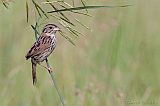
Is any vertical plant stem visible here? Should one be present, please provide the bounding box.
[45,59,65,106]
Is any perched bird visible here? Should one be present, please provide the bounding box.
[25,24,60,85]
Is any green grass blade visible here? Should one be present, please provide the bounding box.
[70,28,85,36]
[69,11,91,17]
[48,5,133,13]
[32,0,48,18]
[62,1,73,8]
[67,27,79,37]
[60,17,75,26]
[59,2,91,17]
[67,27,85,37]
[42,0,64,4]
[59,31,76,46]
[59,20,79,37]
[31,25,39,40]
[35,4,48,18]
[32,0,42,17]
[45,0,69,21]
[26,1,29,22]
[2,1,9,9]
[80,0,88,13]
[75,18,90,29]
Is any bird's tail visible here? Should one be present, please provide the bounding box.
[32,62,37,85]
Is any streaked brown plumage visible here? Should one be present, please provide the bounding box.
[25,24,60,85]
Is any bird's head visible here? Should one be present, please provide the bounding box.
[42,24,60,34]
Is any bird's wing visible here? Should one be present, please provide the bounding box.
[25,33,53,59]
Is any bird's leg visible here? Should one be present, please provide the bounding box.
[45,59,52,73]
[38,63,53,73]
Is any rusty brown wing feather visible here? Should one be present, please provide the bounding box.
[25,33,52,59]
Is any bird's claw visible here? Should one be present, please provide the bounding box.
[48,67,53,73]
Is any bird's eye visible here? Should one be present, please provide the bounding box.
[49,27,52,29]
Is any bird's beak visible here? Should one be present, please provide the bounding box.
[54,27,60,31]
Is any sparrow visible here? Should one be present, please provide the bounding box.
[25,24,60,85]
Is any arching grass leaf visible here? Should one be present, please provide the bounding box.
[59,31,76,46]
[32,0,48,18]
[45,0,69,21]
[48,5,133,13]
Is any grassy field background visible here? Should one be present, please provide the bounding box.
[0,0,160,106]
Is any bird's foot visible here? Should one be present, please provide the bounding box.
[38,63,53,73]
[48,67,53,73]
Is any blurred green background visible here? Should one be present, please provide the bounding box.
[0,0,160,106]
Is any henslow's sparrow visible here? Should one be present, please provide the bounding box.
[25,24,60,85]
